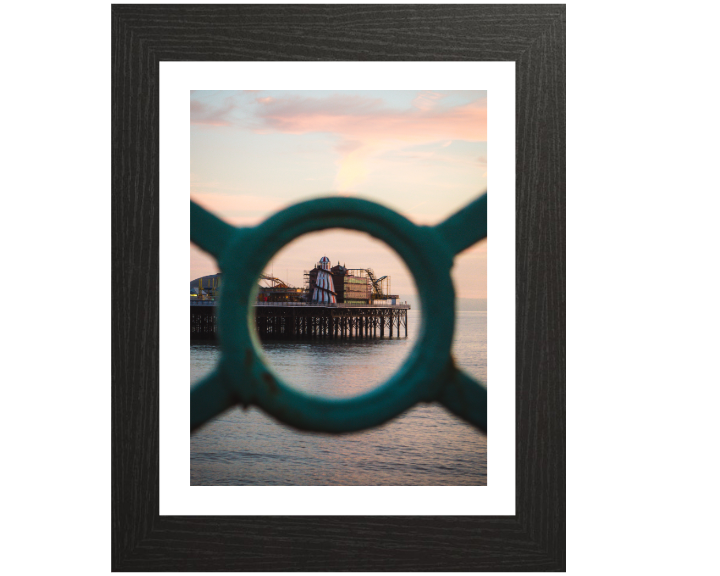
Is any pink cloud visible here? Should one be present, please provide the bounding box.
[192,92,486,191]
[335,139,364,154]
[248,94,486,191]
[253,94,486,143]
[191,99,236,126]
[412,91,446,111]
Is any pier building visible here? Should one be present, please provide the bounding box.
[190,255,410,340]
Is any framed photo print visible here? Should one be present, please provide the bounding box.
[112,4,565,571]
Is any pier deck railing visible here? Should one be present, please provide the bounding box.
[193,300,411,308]
[190,193,487,434]
[255,301,411,309]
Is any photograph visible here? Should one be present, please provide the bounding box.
[189,89,489,486]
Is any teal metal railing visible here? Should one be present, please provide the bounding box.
[190,193,487,434]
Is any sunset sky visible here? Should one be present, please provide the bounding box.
[190,89,487,300]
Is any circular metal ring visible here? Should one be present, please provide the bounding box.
[215,197,456,433]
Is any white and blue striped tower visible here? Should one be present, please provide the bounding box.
[311,256,337,304]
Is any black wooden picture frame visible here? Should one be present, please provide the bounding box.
[112,4,565,571]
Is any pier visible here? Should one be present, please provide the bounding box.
[191,254,411,341]
[191,301,410,341]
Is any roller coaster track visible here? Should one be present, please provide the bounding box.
[259,273,293,289]
[365,268,388,299]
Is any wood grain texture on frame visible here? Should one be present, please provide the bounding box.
[112,4,565,571]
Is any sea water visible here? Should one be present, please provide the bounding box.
[191,310,487,485]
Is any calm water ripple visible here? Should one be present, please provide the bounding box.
[191,310,487,485]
